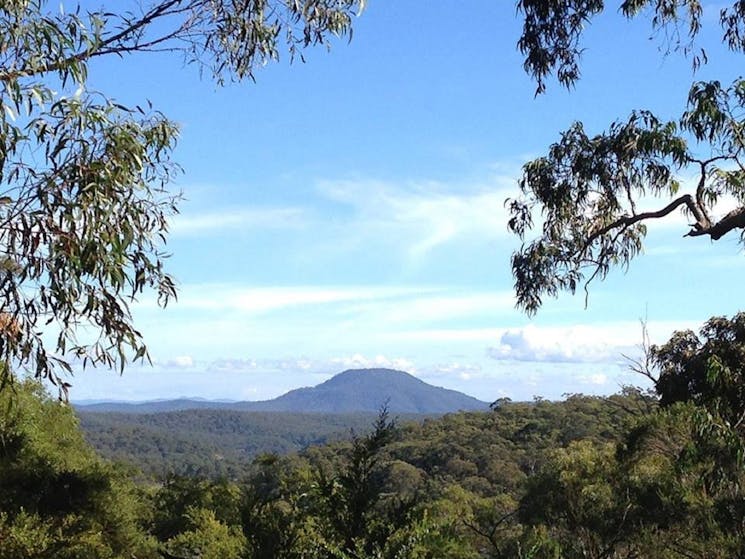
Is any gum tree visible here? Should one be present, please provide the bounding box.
[509,0,745,313]
[0,0,363,392]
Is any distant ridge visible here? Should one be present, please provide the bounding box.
[260,368,488,413]
[75,368,489,414]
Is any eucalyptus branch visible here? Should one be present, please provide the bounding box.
[581,195,692,254]
[0,0,190,82]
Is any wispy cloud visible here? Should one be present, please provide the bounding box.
[206,358,259,372]
[316,174,518,260]
[420,361,483,382]
[169,207,308,236]
[390,328,505,343]
[137,284,442,314]
[344,291,517,326]
[136,284,519,332]
[328,353,418,372]
[161,355,195,368]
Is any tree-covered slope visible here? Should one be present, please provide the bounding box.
[78,409,413,477]
[77,388,645,482]
[10,361,744,558]
[75,368,490,414]
[263,369,489,413]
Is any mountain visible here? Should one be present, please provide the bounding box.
[76,398,241,414]
[75,368,489,414]
[255,368,488,413]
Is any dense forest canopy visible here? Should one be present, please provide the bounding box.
[0,378,658,558]
[5,352,745,558]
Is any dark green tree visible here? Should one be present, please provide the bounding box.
[619,403,745,558]
[509,0,745,312]
[240,453,311,559]
[313,409,398,555]
[0,379,157,558]
[652,313,745,430]
[518,440,634,559]
[151,475,241,542]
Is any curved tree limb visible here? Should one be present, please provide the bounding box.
[686,206,745,239]
[582,195,695,253]
[584,193,745,251]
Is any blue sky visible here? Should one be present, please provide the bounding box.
[71,1,745,402]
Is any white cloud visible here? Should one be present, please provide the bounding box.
[169,168,525,268]
[135,285,518,340]
[316,174,518,260]
[202,354,421,378]
[137,284,440,314]
[347,291,517,326]
[207,358,259,372]
[384,292,515,322]
[169,207,307,236]
[391,328,505,343]
[488,325,633,364]
[162,355,194,368]
[486,321,701,365]
[329,353,418,373]
[420,362,483,382]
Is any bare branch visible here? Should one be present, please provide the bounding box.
[582,195,693,253]
[694,160,712,226]
[623,319,659,388]
[463,509,518,552]
[686,205,745,239]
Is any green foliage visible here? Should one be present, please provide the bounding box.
[653,313,745,429]
[0,0,365,387]
[6,3,745,557]
[151,475,242,542]
[71,389,661,556]
[9,359,745,558]
[511,2,745,313]
[0,511,52,559]
[519,441,632,559]
[511,399,745,558]
[241,453,313,558]
[0,378,157,558]
[7,324,745,559]
[311,409,401,555]
[163,506,246,559]
[517,0,709,95]
[78,409,387,477]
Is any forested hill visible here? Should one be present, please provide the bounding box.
[16,374,745,557]
[77,389,648,479]
[78,410,393,478]
[75,368,489,414]
[262,368,488,413]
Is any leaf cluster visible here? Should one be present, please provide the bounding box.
[0,0,364,388]
[511,2,745,313]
